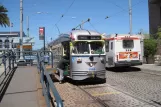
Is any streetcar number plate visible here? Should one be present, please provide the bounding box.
[89,68,96,71]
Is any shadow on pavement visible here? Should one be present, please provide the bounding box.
[50,73,106,86]
[0,67,17,102]
[106,66,141,72]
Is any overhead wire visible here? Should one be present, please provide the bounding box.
[92,0,145,26]
[55,0,76,25]
[88,21,99,33]
[109,0,145,18]
[106,0,126,11]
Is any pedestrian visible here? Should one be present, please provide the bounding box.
[57,51,69,83]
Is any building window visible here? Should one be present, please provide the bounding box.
[0,40,2,48]
[5,39,10,48]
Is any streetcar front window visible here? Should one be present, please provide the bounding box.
[73,41,90,54]
[90,42,104,54]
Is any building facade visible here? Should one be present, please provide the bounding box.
[149,0,161,35]
[0,32,25,51]
[0,32,35,60]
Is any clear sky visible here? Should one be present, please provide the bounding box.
[0,0,148,49]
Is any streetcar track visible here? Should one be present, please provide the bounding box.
[141,71,161,76]
[104,84,160,107]
[106,67,161,76]
[107,67,161,76]
[53,70,161,107]
[77,85,110,107]
[77,83,160,107]
[105,69,161,107]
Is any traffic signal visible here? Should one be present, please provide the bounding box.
[39,27,45,40]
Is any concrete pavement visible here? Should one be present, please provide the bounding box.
[0,66,39,107]
[135,64,161,72]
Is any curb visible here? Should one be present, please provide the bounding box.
[35,69,47,107]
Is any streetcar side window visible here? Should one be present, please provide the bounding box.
[111,42,113,50]
[105,41,109,52]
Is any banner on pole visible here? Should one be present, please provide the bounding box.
[39,27,45,40]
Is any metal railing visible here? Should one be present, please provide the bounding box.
[0,50,15,77]
[14,50,38,65]
[0,50,16,102]
[37,51,63,107]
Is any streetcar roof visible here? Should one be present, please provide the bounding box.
[71,30,101,37]
[105,34,142,38]
[48,34,70,46]
[48,30,102,46]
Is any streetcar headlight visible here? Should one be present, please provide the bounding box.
[77,58,82,63]
[89,62,93,67]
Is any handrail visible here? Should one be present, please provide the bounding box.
[1,51,15,76]
[40,50,54,68]
[0,50,16,85]
[0,50,16,102]
[37,51,63,107]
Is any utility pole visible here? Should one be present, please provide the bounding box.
[129,0,132,36]
[27,16,29,37]
[140,29,144,63]
[19,0,24,61]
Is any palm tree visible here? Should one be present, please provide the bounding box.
[0,5,10,27]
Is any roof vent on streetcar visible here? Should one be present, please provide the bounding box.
[115,33,118,37]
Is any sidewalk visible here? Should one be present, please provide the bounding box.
[0,66,39,107]
[135,64,161,72]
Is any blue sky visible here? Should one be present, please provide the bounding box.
[0,0,148,49]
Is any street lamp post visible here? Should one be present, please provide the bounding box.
[128,0,132,36]
[27,16,29,37]
[19,0,25,62]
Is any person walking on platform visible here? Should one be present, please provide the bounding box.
[57,52,69,84]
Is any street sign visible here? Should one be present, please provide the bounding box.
[39,27,45,40]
